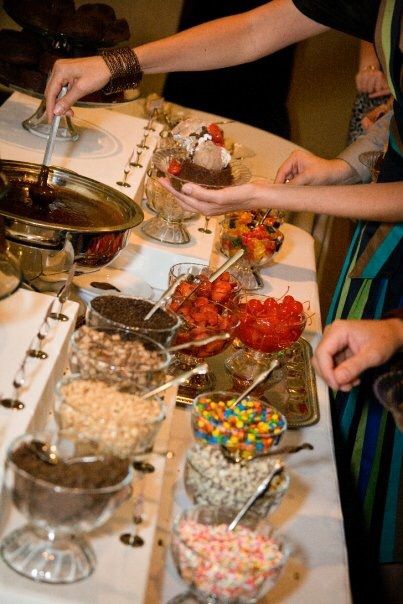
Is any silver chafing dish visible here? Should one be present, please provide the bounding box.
[0,160,143,289]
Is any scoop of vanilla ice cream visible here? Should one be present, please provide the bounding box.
[193,140,228,170]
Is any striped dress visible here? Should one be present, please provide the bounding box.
[326,0,403,575]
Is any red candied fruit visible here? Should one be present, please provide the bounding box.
[236,294,306,352]
[207,123,224,146]
[167,159,182,176]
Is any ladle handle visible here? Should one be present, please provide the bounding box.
[229,359,279,409]
[251,442,314,459]
[144,274,188,321]
[208,249,244,283]
[43,86,68,167]
[228,462,283,531]
[143,363,209,399]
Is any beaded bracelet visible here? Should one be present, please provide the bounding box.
[100,47,143,95]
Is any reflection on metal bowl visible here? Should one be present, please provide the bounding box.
[0,160,143,288]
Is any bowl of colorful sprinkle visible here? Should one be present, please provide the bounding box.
[191,391,287,460]
[171,504,288,603]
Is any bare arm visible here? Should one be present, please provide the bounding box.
[46,0,326,119]
[161,179,403,222]
[135,1,325,73]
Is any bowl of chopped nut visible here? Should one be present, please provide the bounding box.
[70,325,171,391]
[55,374,166,460]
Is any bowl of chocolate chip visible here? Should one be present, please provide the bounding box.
[0,160,143,289]
[1,431,133,584]
[87,294,182,346]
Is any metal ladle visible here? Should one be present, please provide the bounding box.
[29,86,68,205]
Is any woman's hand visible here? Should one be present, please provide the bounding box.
[274,150,355,185]
[159,178,268,216]
[45,56,111,121]
[312,319,403,392]
[355,67,390,98]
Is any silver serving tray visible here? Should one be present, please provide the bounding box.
[176,338,320,429]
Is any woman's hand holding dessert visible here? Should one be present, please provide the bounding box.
[274,149,356,185]
[312,318,403,392]
[160,178,256,216]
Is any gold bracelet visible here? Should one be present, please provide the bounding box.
[100,47,143,95]
[360,65,378,73]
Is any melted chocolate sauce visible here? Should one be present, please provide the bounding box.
[0,179,125,228]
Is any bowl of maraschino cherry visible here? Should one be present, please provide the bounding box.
[225,292,307,381]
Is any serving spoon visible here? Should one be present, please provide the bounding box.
[228,359,280,410]
[29,439,99,466]
[228,459,284,531]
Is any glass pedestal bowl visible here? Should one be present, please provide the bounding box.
[184,442,289,516]
[1,431,133,584]
[144,167,197,222]
[168,262,241,308]
[69,326,171,392]
[86,294,182,346]
[225,293,307,382]
[55,374,166,460]
[142,169,193,244]
[143,147,251,244]
[168,299,240,390]
[171,505,288,604]
[220,212,284,290]
[191,391,287,461]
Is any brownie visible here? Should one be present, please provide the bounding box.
[16,68,47,93]
[102,18,130,45]
[177,159,234,188]
[8,0,75,32]
[58,14,105,43]
[0,29,41,67]
[76,3,116,24]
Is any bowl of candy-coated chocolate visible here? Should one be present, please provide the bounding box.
[191,391,287,461]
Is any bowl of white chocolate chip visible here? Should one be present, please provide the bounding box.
[184,442,289,517]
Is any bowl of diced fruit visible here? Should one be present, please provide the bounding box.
[220,211,284,290]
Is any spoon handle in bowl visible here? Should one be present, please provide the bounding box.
[144,274,188,321]
[143,363,209,399]
[228,462,284,531]
[229,359,280,409]
[208,248,244,283]
[167,332,230,353]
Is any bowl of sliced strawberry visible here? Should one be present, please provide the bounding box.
[170,298,240,359]
[168,263,241,308]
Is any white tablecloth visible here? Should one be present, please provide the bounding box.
[0,95,351,603]
[146,223,351,604]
